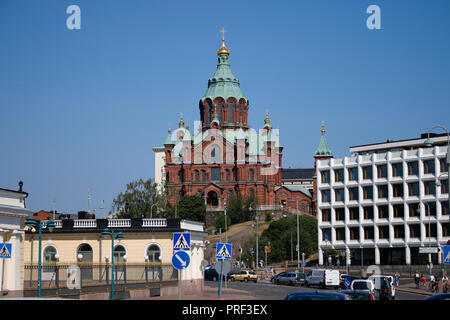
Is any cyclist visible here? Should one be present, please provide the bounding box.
[414,271,420,289]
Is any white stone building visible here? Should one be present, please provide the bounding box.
[0,182,33,297]
[316,133,449,266]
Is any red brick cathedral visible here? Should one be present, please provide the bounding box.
[163,33,312,216]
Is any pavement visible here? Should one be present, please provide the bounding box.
[394,278,435,296]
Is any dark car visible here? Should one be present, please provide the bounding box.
[271,272,287,284]
[375,278,393,301]
[340,289,375,300]
[424,293,450,300]
[285,291,351,300]
[340,275,362,289]
[204,268,228,281]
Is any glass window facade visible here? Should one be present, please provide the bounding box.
[377,164,387,178]
[392,163,403,177]
[348,167,358,181]
[407,161,419,176]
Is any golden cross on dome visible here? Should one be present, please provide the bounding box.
[321,120,326,134]
[220,28,226,41]
[168,122,171,133]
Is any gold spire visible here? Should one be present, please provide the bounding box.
[217,28,230,56]
[321,120,326,135]
[168,122,171,133]
[179,112,184,128]
[264,109,271,124]
[186,118,190,130]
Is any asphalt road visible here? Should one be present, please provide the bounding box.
[205,280,428,300]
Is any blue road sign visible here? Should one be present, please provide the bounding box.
[302,261,306,267]
[216,243,232,260]
[344,280,351,287]
[444,246,450,265]
[172,251,190,270]
[0,243,11,259]
[173,233,190,251]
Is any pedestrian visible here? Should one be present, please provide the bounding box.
[414,270,420,289]
[442,273,449,293]
[271,267,275,278]
[394,272,400,287]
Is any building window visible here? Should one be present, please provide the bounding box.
[441,201,449,215]
[146,244,161,262]
[424,202,436,216]
[425,223,437,238]
[409,203,420,217]
[409,224,421,238]
[362,166,372,180]
[377,164,387,178]
[114,245,127,263]
[178,171,183,183]
[423,159,435,175]
[348,187,357,201]
[377,185,388,199]
[442,223,450,237]
[335,208,345,221]
[348,167,358,181]
[363,186,373,200]
[408,182,419,196]
[378,226,389,239]
[321,190,331,203]
[363,206,374,219]
[225,169,230,181]
[322,209,331,222]
[334,169,344,182]
[394,225,404,239]
[195,170,199,181]
[321,171,330,183]
[424,181,435,195]
[233,168,237,181]
[229,102,233,123]
[392,183,403,198]
[440,157,448,172]
[43,246,58,263]
[349,207,359,221]
[364,227,374,240]
[440,180,448,194]
[335,188,344,202]
[392,163,403,177]
[211,168,220,181]
[322,228,331,241]
[249,169,255,181]
[202,170,207,181]
[350,227,359,240]
[378,205,389,219]
[393,204,404,218]
[335,228,345,240]
[407,161,419,176]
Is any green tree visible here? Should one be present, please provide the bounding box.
[214,213,231,232]
[226,192,258,224]
[112,178,168,219]
[177,196,206,222]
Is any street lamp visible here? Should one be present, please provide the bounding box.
[100,228,124,300]
[25,217,55,298]
[249,205,258,272]
[418,202,433,276]
[280,199,301,269]
[150,203,160,219]
[424,125,450,224]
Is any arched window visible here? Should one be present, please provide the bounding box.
[226,169,230,181]
[239,103,242,123]
[211,144,221,163]
[202,170,207,181]
[195,170,200,181]
[229,102,233,123]
[233,168,237,181]
[301,203,305,212]
[146,244,162,262]
[178,170,183,183]
[218,102,222,122]
[43,246,57,263]
[249,169,254,181]
[114,245,126,263]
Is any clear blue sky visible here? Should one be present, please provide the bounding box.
[1,0,449,215]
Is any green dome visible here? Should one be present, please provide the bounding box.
[202,55,246,103]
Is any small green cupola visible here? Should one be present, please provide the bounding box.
[314,121,333,158]
[164,124,174,145]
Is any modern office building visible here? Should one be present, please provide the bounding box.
[316,132,449,265]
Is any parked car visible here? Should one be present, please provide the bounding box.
[276,272,306,286]
[305,269,340,289]
[340,289,375,300]
[339,274,362,289]
[350,279,376,296]
[271,271,287,284]
[368,275,394,300]
[285,291,351,300]
[229,270,258,283]
[204,268,228,281]
[424,293,450,300]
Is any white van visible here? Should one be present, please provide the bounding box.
[305,269,340,288]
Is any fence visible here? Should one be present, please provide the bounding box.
[23,263,178,298]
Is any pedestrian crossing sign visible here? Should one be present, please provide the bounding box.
[0,243,11,259]
[216,243,232,260]
[444,246,450,265]
[173,233,190,251]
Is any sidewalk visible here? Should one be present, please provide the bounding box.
[395,280,433,296]
[129,285,256,300]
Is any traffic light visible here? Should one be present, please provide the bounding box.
[267,245,271,253]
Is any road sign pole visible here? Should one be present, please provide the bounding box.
[218,260,222,299]
[178,269,182,300]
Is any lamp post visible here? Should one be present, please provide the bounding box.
[418,202,433,276]
[280,199,301,269]
[424,125,450,225]
[150,204,159,219]
[249,205,258,272]
[25,217,55,298]
[100,228,124,300]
